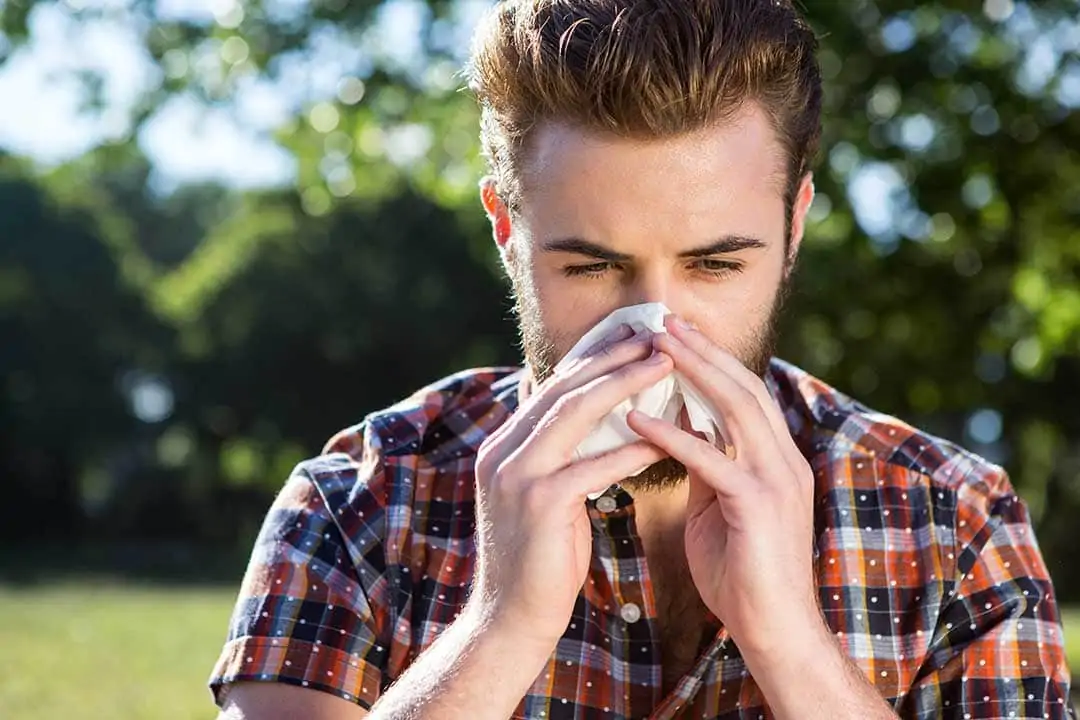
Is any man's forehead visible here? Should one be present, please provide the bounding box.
[518,108,790,200]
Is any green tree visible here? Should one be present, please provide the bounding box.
[2,0,1079,593]
[0,156,172,540]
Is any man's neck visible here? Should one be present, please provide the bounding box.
[624,478,691,541]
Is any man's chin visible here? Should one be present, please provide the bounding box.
[621,457,688,493]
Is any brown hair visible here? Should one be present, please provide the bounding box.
[466,0,822,226]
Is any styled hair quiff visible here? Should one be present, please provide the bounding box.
[465,0,822,220]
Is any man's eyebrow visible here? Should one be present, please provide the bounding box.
[677,235,767,258]
[540,238,632,262]
[541,235,767,261]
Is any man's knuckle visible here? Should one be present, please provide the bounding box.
[477,435,500,461]
[620,358,648,378]
[576,351,611,378]
[519,477,551,511]
[732,385,758,412]
[593,339,618,358]
[559,357,587,379]
[688,444,713,468]
[475,453,493,481]
[550,391,583,419]
[491,457,521,487]
[592,337,644,367]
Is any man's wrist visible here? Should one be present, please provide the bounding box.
[369,601,559,720]
[458,598,563,664]
[737,615,896,720]
[725,598,824,659]
[462,595,570,656]
[736,608,834,682]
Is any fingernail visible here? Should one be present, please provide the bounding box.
[646,351,668,364]
[673,316,695,331]
[659,331,682,347]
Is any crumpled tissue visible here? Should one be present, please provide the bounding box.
[552,302,727,494]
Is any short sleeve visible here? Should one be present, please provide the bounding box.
[899,472,1074,719]
[208,456,388,710]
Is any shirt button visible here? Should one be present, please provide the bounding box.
[596,496,618,513]
[620,602,642,623]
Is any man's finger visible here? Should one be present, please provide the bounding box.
[626,409,741,498]
[686,472,718,526]
[487,330,653,465]
[519,351,674,469]
[558,439,669,501]
[653,332,779,473]
[664,317,802,470]
[581,322,634,358]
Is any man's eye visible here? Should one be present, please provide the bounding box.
[694,259,743,275]
[564,262,614,277]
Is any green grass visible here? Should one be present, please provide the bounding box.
[0,582,238,720]
[0,581,1078,719]
[1063,607,1080,675]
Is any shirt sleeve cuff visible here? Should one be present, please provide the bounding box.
[208,635,383,710]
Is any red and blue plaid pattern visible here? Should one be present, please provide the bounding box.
[210,359,1074,718]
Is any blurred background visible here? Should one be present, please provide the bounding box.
[0,0,1078,717]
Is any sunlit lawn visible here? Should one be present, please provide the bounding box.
[0,583,237,720]
[1063,607,1080,680]
[1,582,1079,719]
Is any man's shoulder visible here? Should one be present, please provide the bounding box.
[770,358,1013,505]
[295,366,523,493]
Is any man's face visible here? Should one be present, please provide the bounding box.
[485,102,813,488]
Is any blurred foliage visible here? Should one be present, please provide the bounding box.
[1,0,1079,592]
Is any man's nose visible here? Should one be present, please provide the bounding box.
[624,267,672,309]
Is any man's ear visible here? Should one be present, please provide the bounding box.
[479,176,513,250]
[786,172,815,273]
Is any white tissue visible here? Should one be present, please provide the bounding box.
[552,303,727,495]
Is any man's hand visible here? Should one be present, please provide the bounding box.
[627,316,897,720]
[364,325,674,720]
[469,323,673,647]
[627,315,818,655]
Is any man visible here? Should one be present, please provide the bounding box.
[209,0,1074,718]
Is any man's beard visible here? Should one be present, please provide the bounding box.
[509,263,791,493]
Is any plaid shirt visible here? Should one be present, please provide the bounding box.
[209,359,1074,719]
